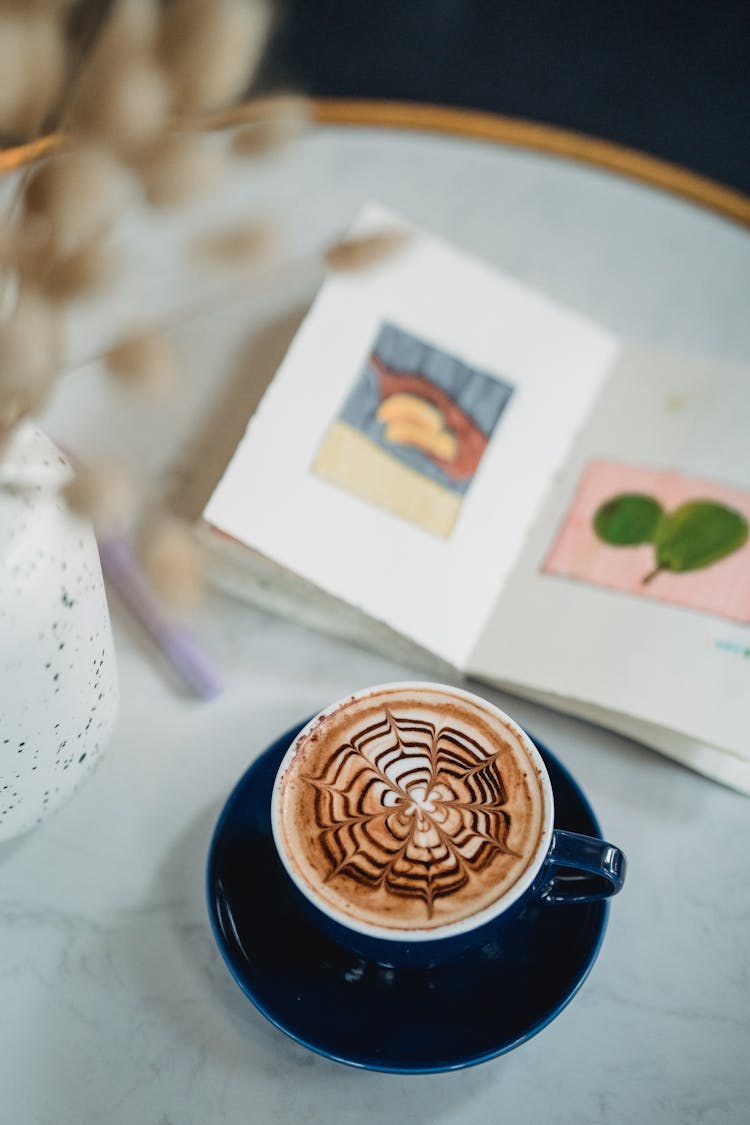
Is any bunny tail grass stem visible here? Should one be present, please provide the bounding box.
[62,248,322,376]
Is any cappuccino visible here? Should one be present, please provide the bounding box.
[275,685,547,932]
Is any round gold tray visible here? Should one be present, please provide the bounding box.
[2,97,748,228]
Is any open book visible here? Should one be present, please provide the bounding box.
[200,205,750,795]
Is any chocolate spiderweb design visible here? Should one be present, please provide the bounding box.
[303,708,515,916]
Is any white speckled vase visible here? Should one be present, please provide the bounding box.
[0,424,118,842]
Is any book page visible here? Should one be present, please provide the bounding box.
[205,204,617,668]
[470,347,750,762]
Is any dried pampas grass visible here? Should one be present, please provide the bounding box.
[141,518,206,610]
[22,146,125,257]
[69,56,172,153]
[191,218,279,269]
[139,134,225,207]
[97,0,161,56]
[230,94,311,158]
[0,218,23,267]
[0,291,64,417]
[0,0,305,636]
[39,239,118,302]
[324,229,411,273]
[66,0,167,152]
[63,463,135,534]
[0,10,66,136]
[160,0,273,113]
[104,328,177,393]
[11,219,117,302]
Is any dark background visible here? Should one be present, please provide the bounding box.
[260,0,750,195]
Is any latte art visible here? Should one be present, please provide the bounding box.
[276,686,547,932]
[305,709,514,914]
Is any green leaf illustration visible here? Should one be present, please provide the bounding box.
[645,500,749,582]
[593,494,664,546]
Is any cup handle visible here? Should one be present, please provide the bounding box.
[539,830,627,904]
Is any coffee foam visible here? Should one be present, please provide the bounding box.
[276,686,548,932]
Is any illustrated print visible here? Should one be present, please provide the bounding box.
[313,322,513,537]
[545,461,750,623]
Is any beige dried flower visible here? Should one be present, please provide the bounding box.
[139,134,225,207]
[69,56,172,154]
[0,218,20,266]
[324,229,411,273]
[97,0,161,56]
[0,291,64,423]
[141,518,206,609]
[230,94,311,158]
[66,0,167,153]
[2,213,56,282]
[38,239,118,303]
[0,11,66,137]
[160,0,273,113]
[22,146,125,258]
[104,328,178,393]
[63,462,135,534]
[191,218,279,269]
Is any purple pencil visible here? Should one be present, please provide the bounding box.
[98,535,224,700]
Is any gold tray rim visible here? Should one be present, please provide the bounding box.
[2,97,748,229]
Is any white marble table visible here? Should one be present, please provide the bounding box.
[2,117,750,1124]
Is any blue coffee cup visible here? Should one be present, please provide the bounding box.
[271,683,626,969]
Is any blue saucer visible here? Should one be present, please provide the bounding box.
[206,721,609,1073]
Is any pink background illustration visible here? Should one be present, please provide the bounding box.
[544,461,750,623]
